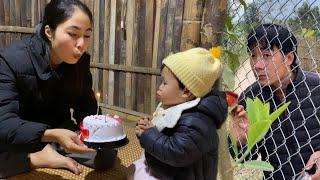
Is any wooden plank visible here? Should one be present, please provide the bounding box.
[22,0,30,27]
[164,0,175,55]
[99,103,150,119]
[113,0,122,107]
[180,0,202,51]
[0,0,4,48]
[102,0,110,105]
[14,0,21,40]
[144,0,154,114]
[3,0,10,44]
[172,0,184,52]
[0,25,34,33]
[125,0,135,110]
[90,63,160,75]
[118,0,127,108]
[151,0,162,113]
[31,0,36,27]
[108,0,117,106]
[92,0,100,95]
[157,0,169,63]
[201,0,228,48]
[136,0,146,113]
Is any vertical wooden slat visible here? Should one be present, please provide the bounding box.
[102,0,110,104]
[14,0,21,40]
[118,0,127,108]
[136,0,146,113]
[172,0,184,52]
[92,0,100,95]
[31,0,36,27]
[125,0,136,110]
[113,0,122,106]
[3,0,10,44]
[157,0,169,62]
[180,0,203,51]
[151,0,162,113]
[144,0,154,114]
[201,0,228,48]
[108,0,117,105]
[164,0,174,55]
[0,0,5,48]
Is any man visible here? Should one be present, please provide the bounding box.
[230,23,320,179]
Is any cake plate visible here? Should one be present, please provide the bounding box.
[84,136,129,150]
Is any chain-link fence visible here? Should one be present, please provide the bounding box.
[224,0,320,179]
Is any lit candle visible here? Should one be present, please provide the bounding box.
[96,92,101,115]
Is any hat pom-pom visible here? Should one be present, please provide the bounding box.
[209,46,222,60]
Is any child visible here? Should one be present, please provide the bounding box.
[133,47,228,180]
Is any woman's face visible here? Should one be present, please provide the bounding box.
[47,7,92,65]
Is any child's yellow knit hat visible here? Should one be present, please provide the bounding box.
[163,47,223,97]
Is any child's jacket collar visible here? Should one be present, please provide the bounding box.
[152,98,201,131]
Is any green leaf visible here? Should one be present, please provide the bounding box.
[302,28,315,39]
[225,16,234,31]
[224,50,240,73]
[243,160,274,171]
[222,66,235,90]
[239,0,248,11]
[246,98,258,124]
[247,120,271,150]
[269,102,291,122]
[228,129,239,158]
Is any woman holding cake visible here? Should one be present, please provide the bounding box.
[0,0,99,178]
[133,47,228,179]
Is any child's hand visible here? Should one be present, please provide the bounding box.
[135,117,154,137]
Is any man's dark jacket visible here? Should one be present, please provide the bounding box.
[139,92,228,180]
[238,68,320,179]
[0,34,97,177]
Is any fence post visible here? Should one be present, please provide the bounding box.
[201,0,233,180]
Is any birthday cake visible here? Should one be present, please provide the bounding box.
[80,115,126,143]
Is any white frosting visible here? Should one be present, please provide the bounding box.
[83,115,126,143]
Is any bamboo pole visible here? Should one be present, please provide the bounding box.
[201,1,232,180]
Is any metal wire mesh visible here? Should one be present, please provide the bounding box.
[225,0,320,179]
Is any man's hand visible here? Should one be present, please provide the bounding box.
[42,129,95,153]
[135,117,154,137]
[229,105,249,146]
[306,151,320,179]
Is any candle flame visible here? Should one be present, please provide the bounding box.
[96,92,101,99]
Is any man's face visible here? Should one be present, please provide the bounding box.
[250,46,294,88]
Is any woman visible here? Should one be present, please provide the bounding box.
[0,0,98,177]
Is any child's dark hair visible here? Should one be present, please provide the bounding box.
[161,64,185,90]
[40,0,93,42]
[247,24,298,68]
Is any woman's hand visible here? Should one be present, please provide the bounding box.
[229,105,249,146]
[42,129,95,153]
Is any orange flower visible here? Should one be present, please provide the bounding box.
[209,46,222,59]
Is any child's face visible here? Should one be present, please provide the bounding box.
[157,67,187,108]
